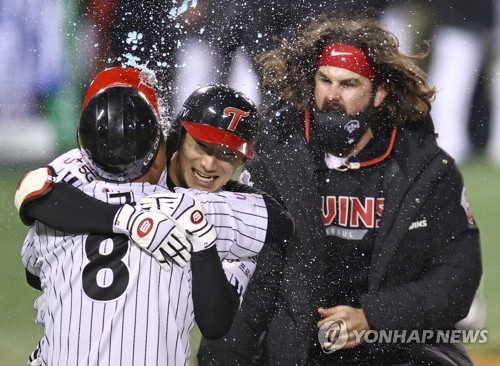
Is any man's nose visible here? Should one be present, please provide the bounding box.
[200,154,218,171]
[325,85,341,100]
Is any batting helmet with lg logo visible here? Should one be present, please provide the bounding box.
[168,85,260,159]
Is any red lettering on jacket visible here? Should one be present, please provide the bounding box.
[322,195,385,229]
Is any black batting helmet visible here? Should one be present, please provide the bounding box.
[170,85,259,159]
[78,67,161,182]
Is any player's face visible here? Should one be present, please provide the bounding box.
[314,66,387,114]
[172,133,245,192]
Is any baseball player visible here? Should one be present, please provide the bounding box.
[19,67,293,365]
[164,84,259,192]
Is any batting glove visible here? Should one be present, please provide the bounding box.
[113,204,192,271]
[140,192,218,252]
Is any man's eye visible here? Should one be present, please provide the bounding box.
[341,80,358,87]
[222,151,237,158]
[216,151,237,161]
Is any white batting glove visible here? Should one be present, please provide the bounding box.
[113,204,192,271]
[140,192,218,252]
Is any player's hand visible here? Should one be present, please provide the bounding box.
[113,204,192,271]
[140,192,217,252]
[317,305,370,349]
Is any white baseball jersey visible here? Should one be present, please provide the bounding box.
[45,149,268,297]
[22,149,268,365]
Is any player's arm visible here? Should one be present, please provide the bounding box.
[223,178,289,218]
[219,178,293,312]
[197,226,289,365]
[21,179,120,233]
[198,209,290,354]
[191,246,240,339]
[217,180,292,304]
[15,164,119,232]
[140,193,242,338]
[196,185,293,364]
[15,170,197,271]
[213,179,295,251]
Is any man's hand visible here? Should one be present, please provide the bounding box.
[113,204,192,271]
[140,192,217,252]
[317,305,370,349]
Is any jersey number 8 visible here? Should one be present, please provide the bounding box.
[82,234,130,301]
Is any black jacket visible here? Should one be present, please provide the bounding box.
[198,104,482,365]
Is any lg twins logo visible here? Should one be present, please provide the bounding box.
[224,107,249,131]
[190,209,204,224]
[137,218,154,237]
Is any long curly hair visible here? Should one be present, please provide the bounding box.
[256,16,436,126]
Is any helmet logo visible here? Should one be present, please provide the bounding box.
[137,218,154,237]
[223,107,250,131]
[180,106,190,117]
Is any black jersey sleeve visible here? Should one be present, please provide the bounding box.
[24,182,119,233]
[191,246,240,339]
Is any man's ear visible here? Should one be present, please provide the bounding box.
[373,83,389,107]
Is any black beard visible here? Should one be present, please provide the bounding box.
[320,100,346,114]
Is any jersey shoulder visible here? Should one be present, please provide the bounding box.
[49,148,96,187]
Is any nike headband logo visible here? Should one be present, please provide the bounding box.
[318,43,376,81]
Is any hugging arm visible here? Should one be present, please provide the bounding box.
[16,164,200,270]
[191,246,240,339]
[23,181,119,233]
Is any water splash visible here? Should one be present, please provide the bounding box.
[121,1,199,70]
[169,0,198,18]
[124,53,141,68]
